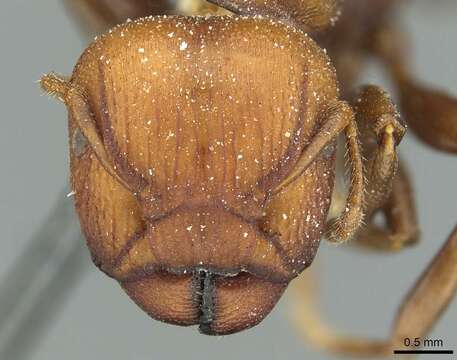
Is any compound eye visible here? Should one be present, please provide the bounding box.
[72,127,89,157]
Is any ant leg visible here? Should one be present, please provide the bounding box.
[396,74,457,154]
[369,24,457,153]
[389,225,457,348]
[326,85,407,245]
[351,86,405,217]
[289,267,388,356]
[290,225,457,357]
[343,85,419,250]
[353,162,420,251]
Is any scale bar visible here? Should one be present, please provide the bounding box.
[394,350,454,355]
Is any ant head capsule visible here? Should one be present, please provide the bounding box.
[43,16,339,334]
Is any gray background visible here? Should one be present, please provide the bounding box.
[0,1,456,359]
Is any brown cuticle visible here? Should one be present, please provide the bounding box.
[41,0,457,348]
